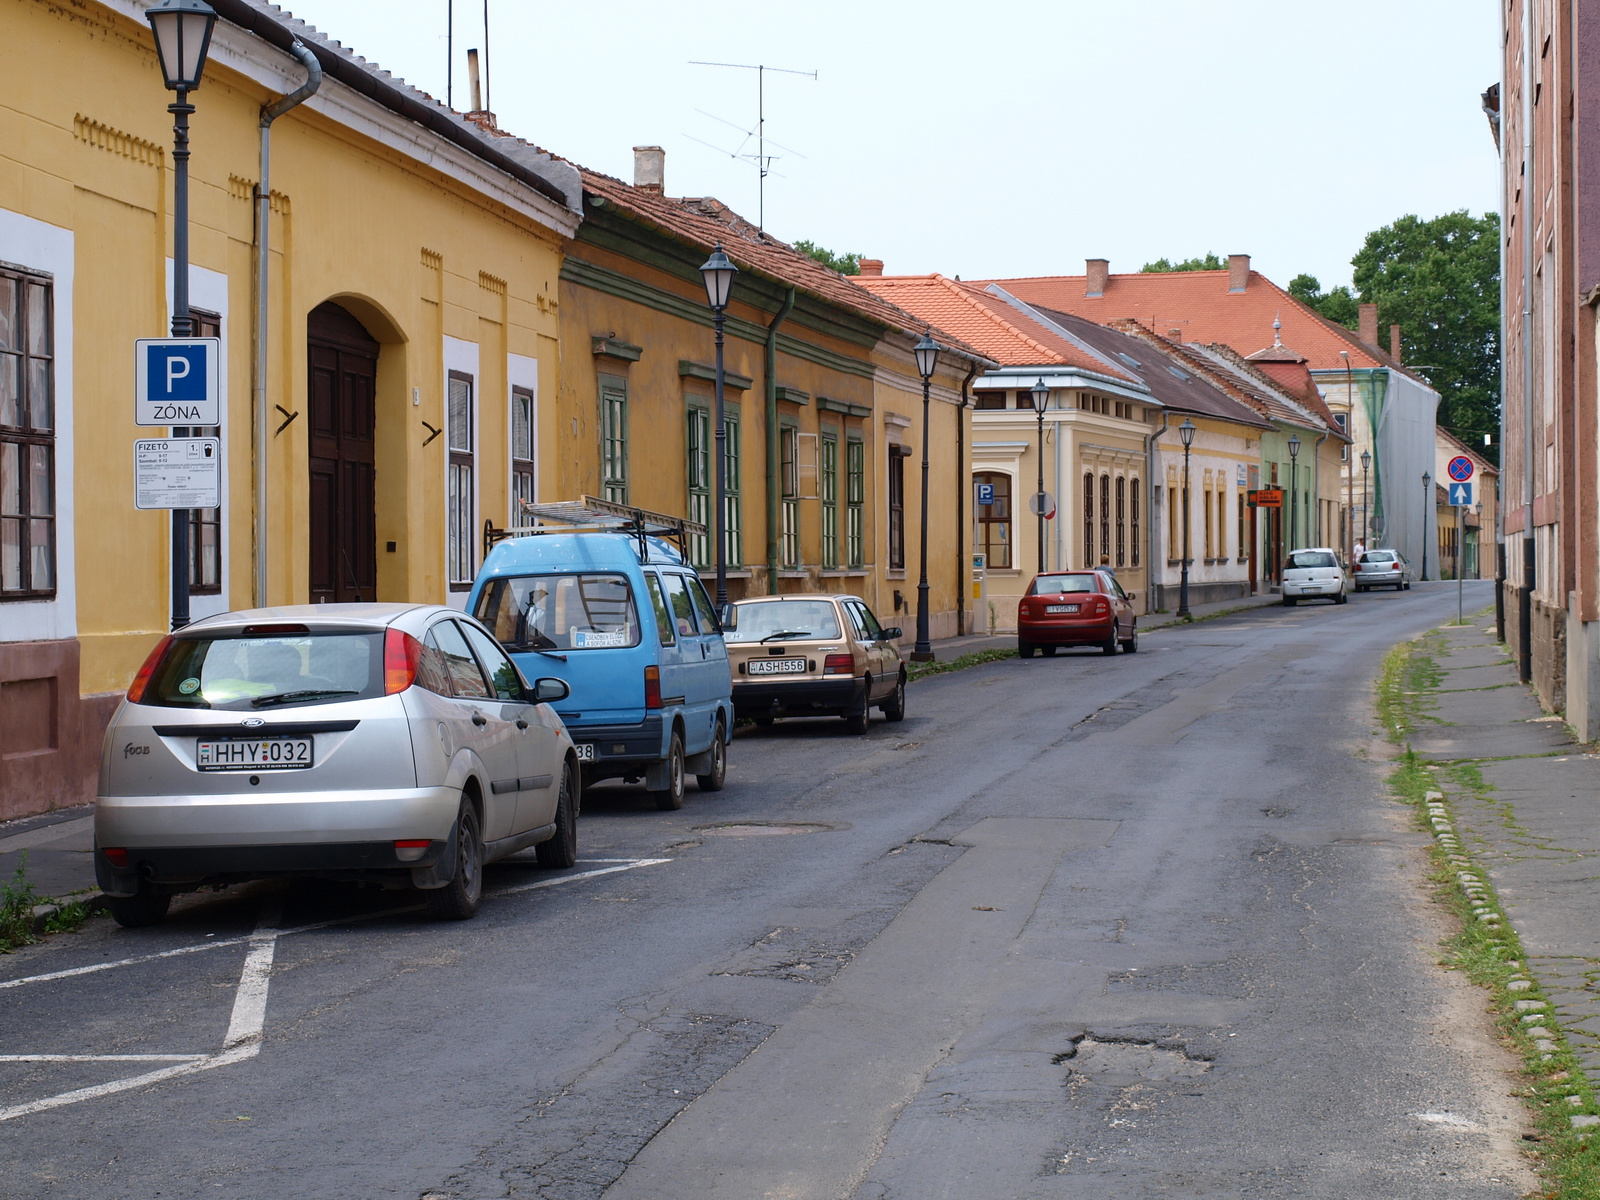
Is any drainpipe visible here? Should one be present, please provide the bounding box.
[1495,8,1510,642]
[1518,0,1535,682]
[763,287,796,593]
[955,361,977,635]
[254,42,322,608]
[1146,410,1169,614]
[1313,431,1329,546]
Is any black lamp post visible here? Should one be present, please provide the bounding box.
[1420,471,1432,581]
[699,244,737,607]
[147,0,217,632]
[1360,448,1371,548]
[910,331,940,661]
[1287,432,1301,553]
[1177,417,1195,619]
[1030,378,1050,574]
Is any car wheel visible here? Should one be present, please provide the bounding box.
[1336,591,1349,604]
[1283,596,1297,606]
[1122,623,1139,653]
[843,682,871,734]
[535,761,580,868]
[696,720,728,791]
[753,716,775,727]
[106,883,171,929]
[880,673,906,722]
[425,798,483,920]
[1101,632,1118,656]
[1042,644,1058,657]
[1018,640,1036,658]
[1402,581,1410,591]
[651,730,687,810]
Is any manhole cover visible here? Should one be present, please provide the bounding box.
[693,822,835,837]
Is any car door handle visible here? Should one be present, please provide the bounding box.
[471,713,488,727]
[515,719,528,730]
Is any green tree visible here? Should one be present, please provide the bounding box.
[792,240,861,276]
[1141,252,1228,272]
[1287,273,1360,329]
[1350,210,1501,455]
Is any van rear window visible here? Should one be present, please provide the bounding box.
[475,573,642,651]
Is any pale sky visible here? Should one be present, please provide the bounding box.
[273,0,1502,291]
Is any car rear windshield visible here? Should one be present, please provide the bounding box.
[475,573,642,651]
[1286,551,1338,569]
[139,629,383,710]
[726,599,842,644]
[1361,551,1396,562]
[1029,574,1100,595]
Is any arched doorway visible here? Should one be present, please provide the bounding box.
[307,302,378,603]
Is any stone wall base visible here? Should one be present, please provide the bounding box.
[1,639,119,822]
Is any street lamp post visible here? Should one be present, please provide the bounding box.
[699,244,738,608]
[1177,417,1195,619]
[147,0,218,632]
[1030,378,1050,575]
[1287,432,1301,554]
[1360,449,1371,549]
[910,331,941,662]
[1420,471,1432,581]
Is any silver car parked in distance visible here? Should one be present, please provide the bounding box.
[96,603,580,927]
[1353,549,1413,592]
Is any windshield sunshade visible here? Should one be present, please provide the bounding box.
[476,573,642,651]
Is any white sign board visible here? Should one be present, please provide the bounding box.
[135,337,220,427]
[134,438,220,509]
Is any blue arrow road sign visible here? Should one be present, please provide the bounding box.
[1448,481,1473,507]
[135,337,220,427]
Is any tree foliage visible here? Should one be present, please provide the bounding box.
[792,240,861,276]
[1140,253,1228,273]
[1287,274,1360,329]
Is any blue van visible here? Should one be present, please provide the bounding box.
[467,512,732,811]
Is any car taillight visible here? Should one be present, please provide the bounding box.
[126,635,174,703]
[394,839,431,863]
[1354,562,1361,571]
[823,654,854,675]
[644,664,662,709]
[102,848,129,868]
[384,628,423,694]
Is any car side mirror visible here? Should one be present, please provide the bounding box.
[531,677,570,703]
[719,604,737,631]
[880,627,902,641]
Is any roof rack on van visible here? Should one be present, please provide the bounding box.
[483,495,706,563]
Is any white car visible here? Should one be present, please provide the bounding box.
[1281,548,1348,606]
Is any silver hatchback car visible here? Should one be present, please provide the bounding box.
[1353,549,1413,591]
[96,604,580,927]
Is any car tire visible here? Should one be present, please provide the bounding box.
[696,721,728,791]
[1122,623,1139,653]
[1283,596,1297,606]
[1101,633,1117,656]
[1336,591,1349,604]
[106,884,171,929]
[651,730,687,810]
[425,798,483,920]
[535,761,579,869]
[1402,582,1410,591]
[753,716,775,727]
[1018,641,1036,659]
[843,682,871,734]
[881,673,906,722]
[1042,645,1058,657]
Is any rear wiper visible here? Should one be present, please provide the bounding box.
[250,689,359,708]
[760,630,811,643]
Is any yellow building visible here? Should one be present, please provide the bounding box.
[557,152,992,639]
[0,0,578,818]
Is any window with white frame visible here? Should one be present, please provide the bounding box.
[447,370,474,588]
[511,385,535,521]
[0,266,54,599]
[601,378,627,504]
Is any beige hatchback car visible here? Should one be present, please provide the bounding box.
[725,594,905,733]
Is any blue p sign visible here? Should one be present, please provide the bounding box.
[135,337,219,426]
[976,483,995,505]
[149,344,206,401]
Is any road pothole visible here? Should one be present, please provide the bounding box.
[1054,1036,1212,1086]
[692,821,838,837]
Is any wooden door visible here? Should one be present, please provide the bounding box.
[307,302,378,604]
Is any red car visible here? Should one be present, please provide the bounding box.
[1017,570,1138,657]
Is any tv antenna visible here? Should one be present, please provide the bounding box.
[688,61,817,231]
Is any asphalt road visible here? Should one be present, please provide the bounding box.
[0,580,1535,1199]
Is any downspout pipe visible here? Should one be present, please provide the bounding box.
[254,42,322,607]
[1496,10,1510,643]
[764,287,795,593]
[956,361,977,636]
[1313,431,1329,545]
[1520,0,1535,682]
[1146,410,1169,614]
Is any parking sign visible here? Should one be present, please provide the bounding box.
[976,483,995,505]
[135,338,220,426]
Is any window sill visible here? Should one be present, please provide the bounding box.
[698,569,753,579]
[818,569,870,578]
[777,570,810,578]
[886,569,907,580]
[448,582,472,592]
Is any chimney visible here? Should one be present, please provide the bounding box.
[1086,258,1109,297]
[858,258,884,277]
[463,49,498,130]
[632,146,665,194]
[1359,303,1379,348]
[1389,324,1402,362]
[1227,254,1250,293]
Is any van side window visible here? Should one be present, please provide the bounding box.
[686,576,720,632]
[429,620,491,699]
[660,573,697,636]
[644,574,676,646]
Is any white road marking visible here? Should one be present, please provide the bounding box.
[0,857,672,1123]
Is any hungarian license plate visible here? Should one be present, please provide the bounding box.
[196,737,313,771]
[1046,604,1079,614]
[574,743,596,761]
[748,658,807,675]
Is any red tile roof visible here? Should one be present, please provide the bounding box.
[850,275,1138,383]
[577,171,991,364]
[976,268,1429,383]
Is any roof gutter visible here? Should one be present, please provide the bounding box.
[207,0,572,210]
[764,287,797,592]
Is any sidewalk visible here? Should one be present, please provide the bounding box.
[1406,617,1600,1081]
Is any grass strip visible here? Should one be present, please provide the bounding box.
[906,647,1017,683]
[0,854,95,953]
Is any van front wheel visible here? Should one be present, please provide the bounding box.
[652,731,686,810]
